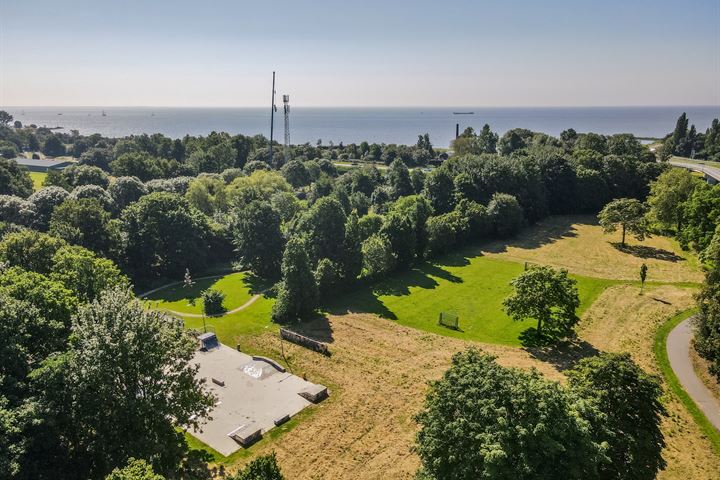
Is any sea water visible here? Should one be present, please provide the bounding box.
[4,106,719,148]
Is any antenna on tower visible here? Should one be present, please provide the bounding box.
[283,95,290,162]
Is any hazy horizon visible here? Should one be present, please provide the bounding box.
[1,0,719,107]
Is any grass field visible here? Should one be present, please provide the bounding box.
[480,215,703,283]
[171,216,715,479]
[29,171,46,190]
[332,256,613,346]
[142,272,259,314]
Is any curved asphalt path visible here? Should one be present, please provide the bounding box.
[666,317,720,431]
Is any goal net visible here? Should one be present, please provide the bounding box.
[438,311,459,330]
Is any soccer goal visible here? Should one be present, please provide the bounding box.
[438,311,459,330]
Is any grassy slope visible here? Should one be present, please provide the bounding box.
[654,309,720,454]
[142,272,257,314]
[333,256,613,346]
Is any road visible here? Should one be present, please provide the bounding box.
[666,317,720,431]
[669,159,720,182]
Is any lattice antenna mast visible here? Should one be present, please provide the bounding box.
[283,94,290,161]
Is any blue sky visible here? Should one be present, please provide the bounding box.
[1,0,718,106]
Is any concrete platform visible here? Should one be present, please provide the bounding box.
[187,343,325,456]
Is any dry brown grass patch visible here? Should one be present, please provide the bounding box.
[480,215,703,283]
[578,284,720,479]
[229,314,562,479]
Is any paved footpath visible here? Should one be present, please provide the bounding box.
[667,317,720,431]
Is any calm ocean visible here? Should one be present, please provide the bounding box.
[4,106,719,148]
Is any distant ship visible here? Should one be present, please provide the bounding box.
[453,112,474,115]
[101,110,107,117]
[57,112,63,115]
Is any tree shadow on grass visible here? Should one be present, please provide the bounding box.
[482,215,582,255]
[611,243,684,262]
[325,264,455,321]
[521,331,602,372]
[278,314,335,344]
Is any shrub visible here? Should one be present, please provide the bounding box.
[201,289,226,315]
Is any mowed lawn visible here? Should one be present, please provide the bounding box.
[332,255,614,346]
[142,272,259,314]
[182,296,276,348]
[29,171,46,190]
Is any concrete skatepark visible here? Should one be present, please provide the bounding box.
[187,335,327,455]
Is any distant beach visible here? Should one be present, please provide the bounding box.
[4,106,719,147]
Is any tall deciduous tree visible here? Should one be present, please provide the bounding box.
[598,198,648,246]
[120,192,209,279]
[647,168,699,231]
[415,350,605,480]
[0,159,33,198]
[503,265,580,340]
[567,353,666,480]
[271,236,318,323]
[232,200,284,279]
[33,289,214,479]
[386,159,413,199]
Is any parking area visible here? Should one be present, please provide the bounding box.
[187,340,327,456]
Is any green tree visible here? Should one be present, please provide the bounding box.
[360,233,396,280]
[423,169,454,214]
[0,110,13,125]
[281,159,311,188]
[271,237,319,323]
[415,349,605,480]
[33,289,214,479]
[0,158,33,198]
[295,197,347,266]
[227,170,291,206]
[503,265,580,340]
[0,230,67,274]
[49,198,119,256]
[567,353,666,480]
[425,213,458,258]
[108,176,148,212]
[598,198,649,247]
[379,211,416,268]
[185,175,227,215]
[314,258,341,303]
[647,168,699,231]
[342,211,363,284]
[120,192,210,279]
[28,186,69,230]
[230,452,285,480]
[41,135,66,157]
[679,183,720,251]
[110,152,165,181]
[232,201,285,278]
[50,245,130,302]
[488,193,524,238]
[387,159,413,199]
[105,458,165,480]
[694,258,720,382]
[201,289,226,315]
[0,266,78,350]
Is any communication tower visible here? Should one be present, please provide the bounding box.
[283,95,290,161]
